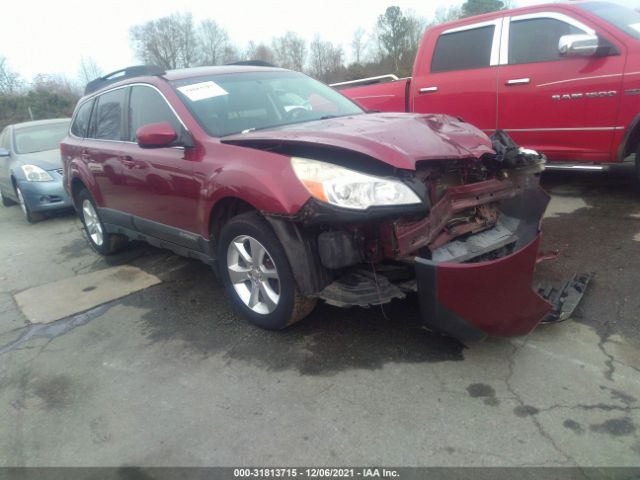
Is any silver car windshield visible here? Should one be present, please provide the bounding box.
[14,122,70,154]
[172,71,364,137]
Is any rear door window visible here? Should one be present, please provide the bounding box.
[93,88,126,141]
[128,86,181,141]
[431,25,495,72]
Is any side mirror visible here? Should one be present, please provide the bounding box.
[559,34,599,57]
[136,122,178,149]
[0,148,10,157]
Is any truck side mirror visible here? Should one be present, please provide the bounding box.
[558,34,599,57]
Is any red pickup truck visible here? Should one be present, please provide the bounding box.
[337,1,640,175]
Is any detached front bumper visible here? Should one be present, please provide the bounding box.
[416,236,553,342]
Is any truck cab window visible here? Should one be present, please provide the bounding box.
[509,18,582,65]
[431,25,495,72]
[128,86,182,141]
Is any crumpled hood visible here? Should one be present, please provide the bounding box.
[221,113,494,170]
[16,149,62,170]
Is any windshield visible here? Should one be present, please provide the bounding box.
[14,121,70,154]
[579,2,640,40]
[172,71,364,137]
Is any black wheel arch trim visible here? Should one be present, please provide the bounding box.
[618,113,640,162]
[265,216,333,296]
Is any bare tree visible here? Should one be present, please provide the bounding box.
[221,45,240,64]
[32,73,81,99]
[246,41,276,64]
[272,32,307,71]
[351,27,367,65]
[309,35,344,83]
[78,57,103,84]
[199,19,231,65]
[0,56,22,95]
[130,13,198,69]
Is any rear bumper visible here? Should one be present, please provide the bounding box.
[415,236,552,342]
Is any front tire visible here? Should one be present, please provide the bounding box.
[77,189,127,255]
[16,186,43,223]
[0,186,16,207]
[218,212,316,330]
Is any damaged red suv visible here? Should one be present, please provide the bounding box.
[61,65,556,342]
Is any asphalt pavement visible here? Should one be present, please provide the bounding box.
[0,170,638,467]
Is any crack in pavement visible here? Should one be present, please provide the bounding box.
[505,338,576,466]
[540,403,640,413]
[597,302,626,382]
[0,304,111,356]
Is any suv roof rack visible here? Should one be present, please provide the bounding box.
[84,65,166,95]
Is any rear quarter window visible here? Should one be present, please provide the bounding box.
[431,25,495,72]
[70,99,94,138]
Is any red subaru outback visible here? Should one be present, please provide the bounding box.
[61,65,561,342]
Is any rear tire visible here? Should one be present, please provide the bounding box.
[218,211,316,330]
[77,189,127,255]
[16,186,43,223]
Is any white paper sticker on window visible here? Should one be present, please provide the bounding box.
[630,23,640,33]
[177,81,228,101]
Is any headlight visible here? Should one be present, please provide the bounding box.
[291,157,421,210]
[21,165,53,182]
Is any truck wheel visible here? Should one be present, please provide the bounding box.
[77,189,127,255]
[218,212,316,330]
[16,187,43,223]
[636,144,640,183]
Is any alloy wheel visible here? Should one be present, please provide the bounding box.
[16,188,27,216]
[82,199,104,246]
[226,235,280,314]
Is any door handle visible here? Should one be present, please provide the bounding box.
[506,78,530,86]
[419,86,438,93]
[80,149,90,161]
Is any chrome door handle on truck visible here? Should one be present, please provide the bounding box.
[419,86,438,93]
[506,78,530,86]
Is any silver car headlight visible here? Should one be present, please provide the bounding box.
[21,165,54,182]
[291,157,421,210]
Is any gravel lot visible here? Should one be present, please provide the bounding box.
[0,170,639,467]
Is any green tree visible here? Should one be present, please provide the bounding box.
[460,0,509,18]
[376,6,410,74]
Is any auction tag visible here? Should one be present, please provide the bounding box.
[631,23,640,34]
[177,81,228,101]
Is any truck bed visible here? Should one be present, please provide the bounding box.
[339,78,410,113]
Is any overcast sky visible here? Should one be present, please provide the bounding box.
[1,0,636,82]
